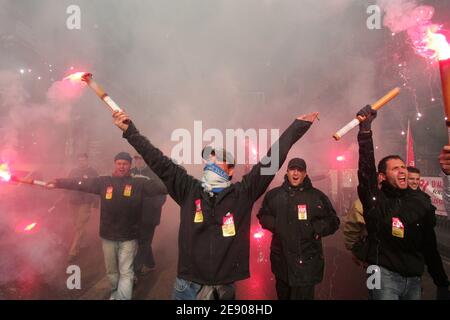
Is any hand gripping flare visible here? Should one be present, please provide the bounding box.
[333,87,400,141]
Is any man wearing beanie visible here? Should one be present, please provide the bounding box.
[113,110,319,300]
[47,151,167,300]
[257,158,339,299]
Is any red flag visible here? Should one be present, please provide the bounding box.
[406,120,415,167]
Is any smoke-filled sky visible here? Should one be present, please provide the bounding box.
[0,0,448,175]
[1,0,450,291]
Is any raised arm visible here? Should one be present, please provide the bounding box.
[356,106,379,214]
[243,112,318,202]
[113,111,195,205]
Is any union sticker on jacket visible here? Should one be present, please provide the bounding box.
[194,199,204,223]
[392,217,404,238]
[105,186,113,200]
[298,204,307,220]
[222,212,236,237]
[123,184,132,197]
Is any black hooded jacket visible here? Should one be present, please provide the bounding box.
[55,175,167,241]
[122,119,313,285]
[358,131,449,287]
[257,175,340,286]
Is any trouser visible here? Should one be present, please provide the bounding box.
[69,204,91,257]
[172,277,235,300]
[102,238,138,300]
[134,225,156,270]
[368,266,421,300]
[275,277,315,300]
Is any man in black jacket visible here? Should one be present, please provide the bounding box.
[47,152,167,300]
[257,158,339,300]
[131,154,167,275]
[113,111,319,300]
[356,105,449,300]
[67,153,99,262]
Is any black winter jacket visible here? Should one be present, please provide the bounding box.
[123,119,313,285]
[131,166,167,226]
[55,175,166,241]
[67,166,99,205]
[357,131,449,286]
[257,176,339,286]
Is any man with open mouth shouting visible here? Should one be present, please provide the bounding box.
[356,105,449,300]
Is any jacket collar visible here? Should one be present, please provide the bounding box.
[381,181,409,198]
[282,174,312,192]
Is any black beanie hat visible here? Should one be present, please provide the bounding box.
[114,152,132,163]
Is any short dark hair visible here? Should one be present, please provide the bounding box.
[407,166,420,174]
[377,155,404,174]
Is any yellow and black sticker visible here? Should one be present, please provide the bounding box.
[194,211,204,223]
[194,199,204,223]
[222,213,236,237]
[298,204,308,220]
[392,217,405,238]
[105,186,113,200]
[123,184,132,197]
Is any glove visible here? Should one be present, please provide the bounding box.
[357,105,377,132]
[436,286,450,300]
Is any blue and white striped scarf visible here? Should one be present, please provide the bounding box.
[201,162,231,196]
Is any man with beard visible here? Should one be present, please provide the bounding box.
[356,105,449,300]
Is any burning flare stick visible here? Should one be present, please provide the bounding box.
[333,87,401,141]
[0,165,47,186]
[425,29,450,142]
[64,72,129,122]
[440,59,450,142]
[24,223,37,231]
[10,175,47,187]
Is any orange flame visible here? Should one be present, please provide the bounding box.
[424,26,450,61]
[64,72,89,82]
[0,163,11,182]
[24,223,37,231]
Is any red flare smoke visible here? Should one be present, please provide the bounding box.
[423,26,450,61]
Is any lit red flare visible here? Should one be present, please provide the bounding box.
[24,223,37,231]
[10,175,47,187]
[419,26,450,141]
[15,221,39,233]
[423,26,450,61]
[0,163,11,182]
[64,71,124,114]
[253,229,265,239]
[64,71,91,83]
